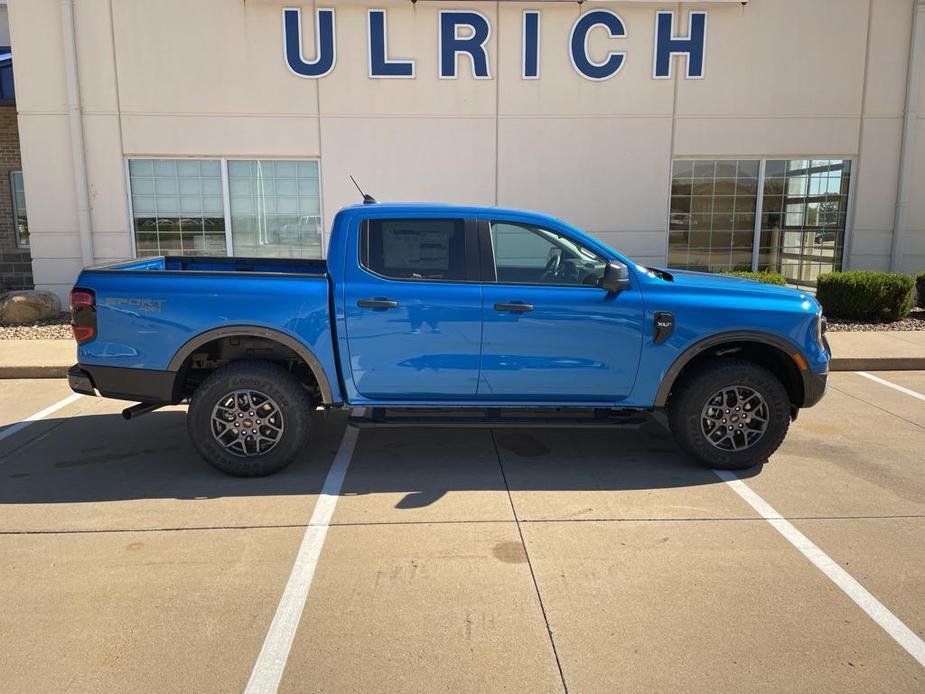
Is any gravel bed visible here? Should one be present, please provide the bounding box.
[0,313,72,340]
[826,309,925,332]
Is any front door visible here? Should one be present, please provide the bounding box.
[479,220,644,401]
[343,216,482,399]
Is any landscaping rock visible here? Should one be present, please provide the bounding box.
[826,309,925,332]
[0,290,63,325]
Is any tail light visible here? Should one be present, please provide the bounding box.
[70,288,96,344]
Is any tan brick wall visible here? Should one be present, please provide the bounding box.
[0,104,32,290]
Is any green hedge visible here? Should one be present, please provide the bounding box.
[816,271,914,322]
[721,271,787,286]
[917,271,925,309]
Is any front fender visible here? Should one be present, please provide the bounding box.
[652,330,807,408]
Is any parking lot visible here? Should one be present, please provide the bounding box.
[0,372,923,693]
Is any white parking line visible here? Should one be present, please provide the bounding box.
[0,392,83,444]
[855,371,925,402]
[715,469,925,668]
[244,411,363,694]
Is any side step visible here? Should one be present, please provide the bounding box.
[348,407,647,430]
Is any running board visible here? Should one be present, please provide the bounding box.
[348,407,647,430]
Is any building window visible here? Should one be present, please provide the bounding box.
[668,160,759,273]
[128,158,323,258]
[10,170,28,247]
[667,158,851,287]
[129,159,225,256]
[228,160,322,258]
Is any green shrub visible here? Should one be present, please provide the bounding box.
[816,271,914,322]
[916,271,925,309]
[721,271,787,286]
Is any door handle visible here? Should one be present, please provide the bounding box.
[357,298,399,309]
[494,302,534,313]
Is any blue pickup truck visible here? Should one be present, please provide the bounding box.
[68,203,829,476]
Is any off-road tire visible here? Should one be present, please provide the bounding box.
[667,358,790,470]
[187,360,312,477]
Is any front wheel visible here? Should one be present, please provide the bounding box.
[187,360,313,477]
[667,359,791,470]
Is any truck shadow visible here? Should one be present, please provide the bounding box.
[0,409,761,507]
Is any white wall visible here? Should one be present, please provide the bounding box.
[849,0,918,272]
[7,0,923,298]
[902,1,925,275]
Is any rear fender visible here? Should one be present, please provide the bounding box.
[168,325,335,404]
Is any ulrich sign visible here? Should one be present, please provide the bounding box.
[282,8,708,81]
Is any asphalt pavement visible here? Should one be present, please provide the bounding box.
[0,373,923,693]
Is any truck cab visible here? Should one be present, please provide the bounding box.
[333,206,644,403]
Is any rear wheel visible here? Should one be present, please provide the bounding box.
[668,359,790,470]
[187,360,313,477]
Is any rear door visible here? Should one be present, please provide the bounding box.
[343,216,482,399]
[478,219,644,401]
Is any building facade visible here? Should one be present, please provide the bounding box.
[7,0,925,300]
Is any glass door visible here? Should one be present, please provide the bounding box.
[759,159,851,287]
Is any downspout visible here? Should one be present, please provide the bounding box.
[889,0,925,272]
[61,0,94,267]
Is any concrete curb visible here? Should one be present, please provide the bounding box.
[0,366,69,379]
[829,357,925,372]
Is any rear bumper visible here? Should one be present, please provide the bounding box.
[801,369,828,408]
[68,364,177,403]
[67,364,96,396]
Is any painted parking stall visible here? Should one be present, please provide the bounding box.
[0,390,81,441]
[245,414,362,694]
[2,374,925,691]
[716,469,925,667]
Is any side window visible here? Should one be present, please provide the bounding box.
[490,222,607,286]
[362,218,468,281]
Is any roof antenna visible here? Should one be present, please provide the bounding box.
[349,175,378,204]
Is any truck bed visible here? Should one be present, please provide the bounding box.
[73,255,338,403]
[89,255,327,276]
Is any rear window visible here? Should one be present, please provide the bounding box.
[362,218,468,281]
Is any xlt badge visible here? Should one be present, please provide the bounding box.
[653,312,674,345]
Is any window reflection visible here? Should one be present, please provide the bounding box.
[229,160,322,259]
[667,159,760,272]
[129,158,324,259]
[130,159,226,257]
[759,159,851,287]
[10,171,27,247]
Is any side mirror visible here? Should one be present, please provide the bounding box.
[601,261,631,294]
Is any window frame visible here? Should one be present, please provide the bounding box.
[481,219,609,289]
[357,217,481,284]
[124,156,324,259]
[10,170,27,248]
